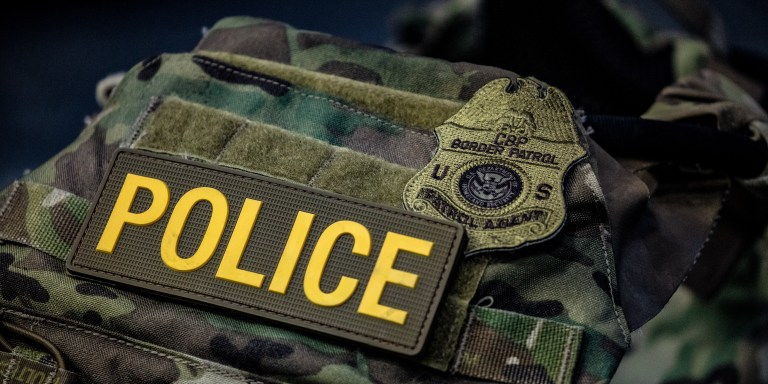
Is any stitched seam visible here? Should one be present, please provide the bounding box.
[556,328,576,384]
[1,309,263,384]
[307,149,338,187]
[598,223,629,345]
[416,228,458,347]
[214,122,248,163]
[126,97,164,148]
[72,151,461,350]
[450,306,478,374]
[192,56,415,133]
[682,185,730,282]
[404,127,434,138]
[1,356,15,384]
[0,182,20,221]
[142,56,162,72]
[42,369,55,384]
[583,157,629,345]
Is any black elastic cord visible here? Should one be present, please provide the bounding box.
[586,115,768,178]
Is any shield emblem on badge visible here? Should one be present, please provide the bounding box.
[403,78,587,255]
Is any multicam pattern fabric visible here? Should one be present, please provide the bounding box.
[643,68,768,133]
[454,306,583,384]
[2,12,766,384]
[1,350,78,384]
[612,64,768,384]
[194,17,517,104]
[613,225,768,384]
[0,16,634,383]
[0,182,88,260]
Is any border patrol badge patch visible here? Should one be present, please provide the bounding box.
[404,78,587,255]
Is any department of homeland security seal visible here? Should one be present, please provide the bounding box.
[459,163,522,209]
[403,77,588,255]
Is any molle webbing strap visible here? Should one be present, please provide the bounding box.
[453,306,583,384]
[130,97,419,208]
[0,352,78,384]
[587,115,768,178]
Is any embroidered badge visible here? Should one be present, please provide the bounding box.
[404,78,587,255]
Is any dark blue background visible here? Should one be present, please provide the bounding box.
[1,0,766,189]
[0,1,414,188]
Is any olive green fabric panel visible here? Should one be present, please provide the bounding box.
[131,97,486,370]
[308,150,416,208]
[137,98,336,185]
[199,51,464,130]
[453,306,583,384]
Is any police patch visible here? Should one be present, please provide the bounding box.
[66,149,464,356]
[403,78,587,254]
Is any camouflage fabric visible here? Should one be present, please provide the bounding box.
[643,68,768,133]
[1,351,78,384]
[192,17,748,334]
[391,2,768,382]
[0,16,637,384]
[613,224,768,384]
[612,65,768,384]
[0,12,765,384]
[454,306,583,383]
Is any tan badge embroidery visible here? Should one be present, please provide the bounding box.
[404,78,587,255]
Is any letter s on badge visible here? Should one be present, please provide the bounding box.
[404,78,587,255]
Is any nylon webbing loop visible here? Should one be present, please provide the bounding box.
[587,115,768,178]
[0,351,78,384]
[453,306,583,384]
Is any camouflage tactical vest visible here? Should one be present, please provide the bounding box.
[1,15,767,384]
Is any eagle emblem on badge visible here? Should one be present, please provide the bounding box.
[403,78,588,255]
[460,164,522,209]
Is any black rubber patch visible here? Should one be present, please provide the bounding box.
[67,149,464,356]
